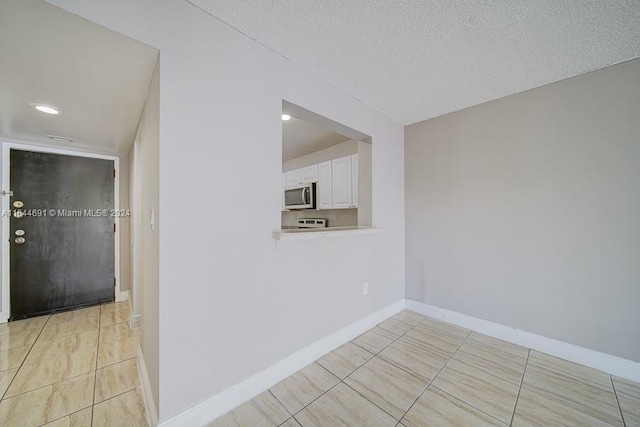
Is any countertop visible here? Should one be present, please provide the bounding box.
[272,226,380,241]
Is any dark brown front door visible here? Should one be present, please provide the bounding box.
[9,149,115,320]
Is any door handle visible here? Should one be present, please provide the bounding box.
[14,237,25,244]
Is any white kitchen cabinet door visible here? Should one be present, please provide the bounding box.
[301,164,319,183]
[317,161,333,209]
[351,154,358,208]
[285,168,302,187]
[331,156,353,209]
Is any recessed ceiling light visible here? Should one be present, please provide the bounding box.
[282,114,291,121]
[47,135,73,143]
[31,104,61,115]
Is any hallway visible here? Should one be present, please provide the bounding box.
[0,301,147,426]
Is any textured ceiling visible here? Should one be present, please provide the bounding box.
[0,0,158,154]
[187,0,640,125]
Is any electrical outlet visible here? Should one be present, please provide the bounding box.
[362,283,369,296]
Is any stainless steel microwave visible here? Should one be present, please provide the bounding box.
[284,183,316,210]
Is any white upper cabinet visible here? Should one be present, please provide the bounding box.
[301,164,319,183]
[283,154,358,210]
[285,169,302,187]
[285,164,319,187]
[331,155,353,209]
[317,161,333,209]
[351,154,358,208]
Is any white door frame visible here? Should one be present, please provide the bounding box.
[1,141,122,323]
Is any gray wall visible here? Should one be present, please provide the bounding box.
[405,58,640,362]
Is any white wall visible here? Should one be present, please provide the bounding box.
[405,58,640,362]
[128,142,139,312]
[47,0,405,422]
[118,153,130,293]
[128,58,160,416]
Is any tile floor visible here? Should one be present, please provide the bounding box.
[209,310,640,427]
[0,301,147,426]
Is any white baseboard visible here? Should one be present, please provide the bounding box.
[138,346,159,427]
[117,290,130,302]
[131,314,141,329]
[406,299,640,383]
[158,299,406,427]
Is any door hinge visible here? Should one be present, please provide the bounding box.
[114,223,116,233]
[114,277,116,288]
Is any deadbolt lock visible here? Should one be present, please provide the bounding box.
[15,230,25,236]
[13,201,24,208]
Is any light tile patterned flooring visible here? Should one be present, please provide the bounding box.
[0,301,147,426]
[210,310,640,427]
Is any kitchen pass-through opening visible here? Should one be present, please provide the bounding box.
[281,101,372,232]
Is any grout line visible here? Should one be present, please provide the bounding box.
[331,318,475,424]
[509,348,531,426]
[267,363,340,418]
[416,332,524,426]
[351,317,426,357]
[397,330,472,424]
[291,380,343,419]
[268,387,295,417]
[0,314,53,401]
[94,385,142,407]
[278,314,467,425]
[237,313,541,426]
[19,340,99,366]
[267,389,291,419]
[0,303,127,424]
[0,370,96,400]
[610,374,628,427]
[341,379,403,421]
[91,306,103,427]
[38,405,93,426]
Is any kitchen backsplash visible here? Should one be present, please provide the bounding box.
[281,208,358,228]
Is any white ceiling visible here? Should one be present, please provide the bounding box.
[0,0,158,155]
[188,0,640,125]
[282,117,349,162]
